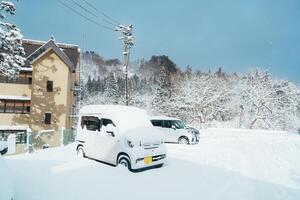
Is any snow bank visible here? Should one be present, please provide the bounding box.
[4,129,300,200]
[0,156,14,200]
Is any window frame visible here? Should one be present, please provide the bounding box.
[46,80,53,92]
[44,112,52,125]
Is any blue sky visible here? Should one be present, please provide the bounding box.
[9,0,300,83]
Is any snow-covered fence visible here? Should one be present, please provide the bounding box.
[7,134,16,154]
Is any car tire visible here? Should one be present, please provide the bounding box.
[118,156,132,171]
[77,146,85,158]
[178,137,189,145]
[0,147,8,155]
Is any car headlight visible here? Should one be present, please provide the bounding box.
[127,140,134,148]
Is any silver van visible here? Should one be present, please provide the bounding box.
[150,116,200,144]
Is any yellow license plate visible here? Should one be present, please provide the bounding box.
[144,156,152,164]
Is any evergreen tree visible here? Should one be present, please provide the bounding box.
[86,76,93,93]
[105,72,119,104]
[152,68,172,115]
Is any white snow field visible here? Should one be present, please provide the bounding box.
[2,128,300,200]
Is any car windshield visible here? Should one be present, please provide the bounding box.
[173,120,186,129]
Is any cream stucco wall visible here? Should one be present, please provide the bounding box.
[30,49,73,147]
[0,83,31,97]
[0,113,30,126]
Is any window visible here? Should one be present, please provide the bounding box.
[24,102,31,113]
[151,120,162,127]
[14,101,24,113]
[16,132,27,144]
[0,100,4,113]
[0,131,27,144]
[0,100,30,114]
[102,118,115,127]
[5,101,14,113]
[47,80,53,92]
[173,120,186,129]
[45,113,52,124]
[81,116,101,131]
[163,120,173,128]
[0,72,32,84]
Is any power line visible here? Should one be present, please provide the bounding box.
[56,0,114,31]
[70,0,98,18]
[70,0,118,27]
[81,0,120,25]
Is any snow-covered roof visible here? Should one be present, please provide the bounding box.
[150,116,181,121]
[0,95,30,101]
[22,39,80,72]
[80,105,155,135]
[19,67,33,72]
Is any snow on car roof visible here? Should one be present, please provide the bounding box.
[150,116,181,121]
[80,105,154,135]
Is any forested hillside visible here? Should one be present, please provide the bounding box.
[80,51,300,130]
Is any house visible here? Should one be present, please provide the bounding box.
[0,38,80,154]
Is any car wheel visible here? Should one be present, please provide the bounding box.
[118,157,132,171]
[179,137,189,145]
[0,147,8,155]
[77,146,85,158]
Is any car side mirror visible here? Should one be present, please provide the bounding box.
[105,124,116,137]
[106,131,115,137]
[171,125,176,130]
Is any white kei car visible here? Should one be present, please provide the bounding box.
[76,105,167,172]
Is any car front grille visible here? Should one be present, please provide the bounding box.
[143,142,160,150]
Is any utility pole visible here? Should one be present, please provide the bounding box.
[115,24,134,106]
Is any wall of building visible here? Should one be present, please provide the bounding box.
[0,113,30,126]
[0,83,31,97]
[30,49,72,147]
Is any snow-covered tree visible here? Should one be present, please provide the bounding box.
[152,67,172,115]
[0,1,25,78]
[105,72,119,104]
[169,72,236,127]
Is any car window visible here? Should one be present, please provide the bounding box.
[151,120,162,127]
[163,120,172,128]
[173,120,186,129]
[81,116,101,131]
[102,118,115,127]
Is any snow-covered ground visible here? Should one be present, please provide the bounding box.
[2,128,300,200]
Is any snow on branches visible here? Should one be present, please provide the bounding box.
[81,52,300,131]
[0,0,25,79]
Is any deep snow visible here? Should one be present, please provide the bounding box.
[2,128,300,200]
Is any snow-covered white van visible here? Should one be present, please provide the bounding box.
[150,116,200,145]
[76,105,167,171]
